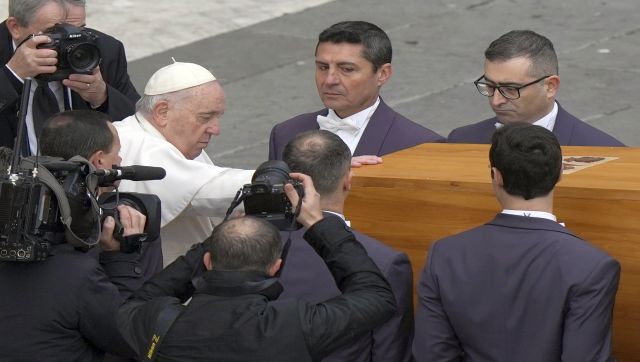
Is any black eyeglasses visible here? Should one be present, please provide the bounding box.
[474,75,552,100]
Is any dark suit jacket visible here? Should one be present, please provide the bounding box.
[279,216,414,362]
[0,244,141,361]
[269,99,444,159]
[447,104,625,146]
[0,21,139,149]
[413,213,620,362]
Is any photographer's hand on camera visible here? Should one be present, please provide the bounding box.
[285,172,323,228]
[7,35,57,79]
[62,66,108,108]
[100,205,146,252]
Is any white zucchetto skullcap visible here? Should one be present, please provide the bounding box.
[144,60,217,95]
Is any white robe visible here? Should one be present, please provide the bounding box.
[114,114,254,265]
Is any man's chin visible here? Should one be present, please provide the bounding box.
[494,112,521,125]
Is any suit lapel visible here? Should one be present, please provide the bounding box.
[353,99,394,156]
[550,104,574,144]
[310,109,328,131]
[1,21,15,65]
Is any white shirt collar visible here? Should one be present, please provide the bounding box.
[532,101,558,132]
[327,97,380,128]
[501,209,557,222]
[323,210,351,227]
[325,97,380,154]
[495,101,558,132]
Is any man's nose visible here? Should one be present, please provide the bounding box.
[324,68,340,85]
[490,89,508,107]
[206,120,221,136]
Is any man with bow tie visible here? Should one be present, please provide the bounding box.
[268,21,444,164]
[0,0,139,155]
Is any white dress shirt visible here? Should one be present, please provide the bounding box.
[9,40,67,155]
[320,97,380,154]
[495,101,559,132]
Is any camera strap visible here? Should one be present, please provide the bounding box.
[21,156,101,251]
[143,302,184,362]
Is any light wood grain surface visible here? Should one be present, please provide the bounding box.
[345,143,640,361]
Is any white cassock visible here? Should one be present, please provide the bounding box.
[114,114,254,265]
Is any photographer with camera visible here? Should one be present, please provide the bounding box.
[0,0,139,155]
[117,172,396,361]
[0,194,145,355]
[40,109,164,278]
[0,109,157,361]
[0,202,146,361]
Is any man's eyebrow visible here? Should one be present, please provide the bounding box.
[336,61,358,67]
[315,60,358,67]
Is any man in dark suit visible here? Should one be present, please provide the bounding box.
[269,21,443,164]
[447,30,624,146]
[0,111,149,361]
[414,123,620,361]
[280,129,414,361]
[0,0,139,154]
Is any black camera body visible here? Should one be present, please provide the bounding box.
[0,154,162,262]
[98,192,162,253]
[0,157,95,262]
[242,160,304,231]
[0,177,56,261]
[36,23,101,81]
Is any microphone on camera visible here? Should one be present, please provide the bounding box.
[94,165,166,183]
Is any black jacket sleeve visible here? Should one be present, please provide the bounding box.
[75,251,143,358]
[131,242,207,303]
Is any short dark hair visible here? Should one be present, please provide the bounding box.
[489,123,562,200]
[205,217,283,274]
[316,21,392,71]
[485,30,558,77]
[40,110,114,160]
[283,130,351,196]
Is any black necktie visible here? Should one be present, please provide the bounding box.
[32,79,60,137]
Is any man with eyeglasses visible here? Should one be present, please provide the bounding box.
[447,30,624,146]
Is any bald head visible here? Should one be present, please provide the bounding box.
[283,130,351,196]
[205,217,283,274]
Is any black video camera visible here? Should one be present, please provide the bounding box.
[0,156,101,262]
[36,23,101,81]
[98,192,162,253]
[240,160,304,231]
[0,152,164,262]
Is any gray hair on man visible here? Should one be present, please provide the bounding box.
[8,0,64,26]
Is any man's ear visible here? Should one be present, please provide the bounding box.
[491,167,504,187]
[545,75,560,99]
[88,150,103,169]
[151,100,170,129]
[344,169,353,192]
[6,17,24,42]
[376,63,393,87]
[203,252,214,271]
[268,258,282,277]
[557,163,564,184]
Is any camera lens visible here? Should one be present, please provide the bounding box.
[252,160,291,186]
[66,43,101,73]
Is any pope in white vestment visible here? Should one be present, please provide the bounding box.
[114,113,253,265]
